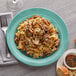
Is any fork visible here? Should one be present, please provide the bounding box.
[0,16,12,61]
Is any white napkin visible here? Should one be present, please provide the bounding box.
[0,12,19,66]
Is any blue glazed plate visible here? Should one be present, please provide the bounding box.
[6,8,69,66]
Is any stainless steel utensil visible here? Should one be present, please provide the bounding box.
[0,12,18,65]
[1,16,11,57]
[0,16,13,61]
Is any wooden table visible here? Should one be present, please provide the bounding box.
[0,0,76,76]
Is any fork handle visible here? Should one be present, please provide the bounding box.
[2,28,18,63]
[0,28,7,61]
[2,28,11,58]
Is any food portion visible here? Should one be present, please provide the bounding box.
[74,39,76,43]
[70,70,76,76]
[65,54,76,67]
[57,66,76,76]
[57,66,70,76]
[14,15,60,58]
[57,50,76,76]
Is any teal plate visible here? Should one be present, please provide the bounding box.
[6,8,69,66]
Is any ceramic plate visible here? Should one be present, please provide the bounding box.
[6,8,69,66]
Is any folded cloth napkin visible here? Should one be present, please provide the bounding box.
[0,28,19,65]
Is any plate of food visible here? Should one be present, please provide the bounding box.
[6,8,69,66]
[57,49,76,76]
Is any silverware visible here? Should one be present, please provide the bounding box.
[0,16,12,61]
[1,16,11,58]
[0,24,6,63]
[0,12,18,65]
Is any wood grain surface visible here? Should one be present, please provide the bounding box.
[0,0,76,76]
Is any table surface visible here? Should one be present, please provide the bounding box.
[0,0,76,76]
